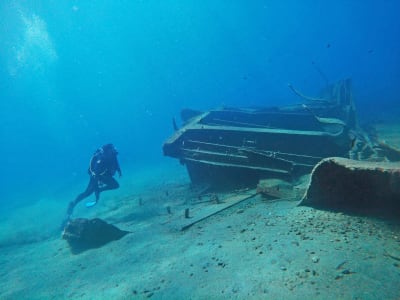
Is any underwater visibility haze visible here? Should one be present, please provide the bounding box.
[1,1,399,205]
[0,1,400,299]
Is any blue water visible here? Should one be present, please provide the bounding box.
[0,1,399,207]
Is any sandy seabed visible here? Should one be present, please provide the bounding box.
[1,118,400,300]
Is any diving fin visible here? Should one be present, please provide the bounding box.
[85,201,97,208]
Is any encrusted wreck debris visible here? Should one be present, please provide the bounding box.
[300,157,400,216]
[256,178,302,199]
[163,79,396,188]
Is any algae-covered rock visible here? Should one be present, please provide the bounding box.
[62,218,129,254]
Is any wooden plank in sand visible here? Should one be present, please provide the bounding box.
[180,191,257,231]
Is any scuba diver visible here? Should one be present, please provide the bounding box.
[65,143,122,220]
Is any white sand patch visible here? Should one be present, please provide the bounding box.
[0,162,399,299]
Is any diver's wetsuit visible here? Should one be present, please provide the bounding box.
[67,175,119,213]
[66,144,121,217]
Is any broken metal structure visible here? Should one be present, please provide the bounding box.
[300,157,400,216]
[163,79,397,188]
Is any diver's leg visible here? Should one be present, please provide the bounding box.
[67,176,97,215]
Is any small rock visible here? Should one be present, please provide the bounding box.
[335,274,343,280]
[311,256,320,263]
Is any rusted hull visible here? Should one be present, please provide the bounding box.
[163,79,367,187]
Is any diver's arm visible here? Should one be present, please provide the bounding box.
[89,155,96,176]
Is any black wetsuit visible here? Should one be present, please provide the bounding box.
[67,144,121,216]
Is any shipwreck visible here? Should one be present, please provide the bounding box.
[163,79,398,188]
